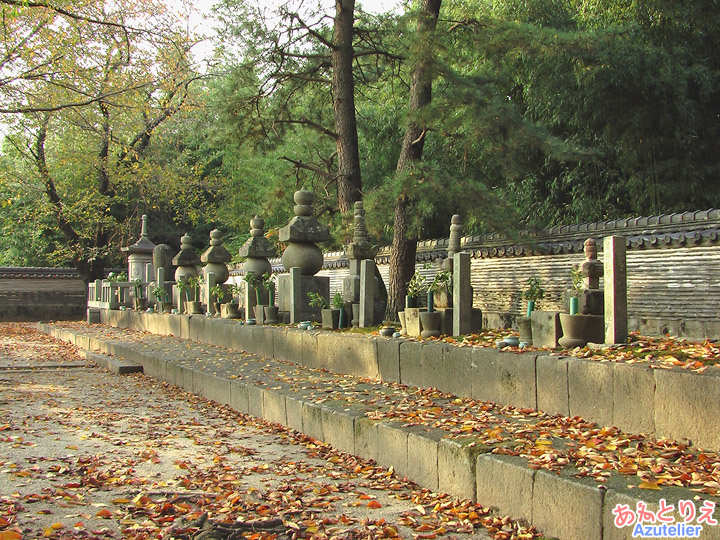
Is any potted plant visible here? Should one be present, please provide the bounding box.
[559,268,602,348]
[420,275,443,338]
[261,272,278,324]
[430,270,452,309]
[216,283,239,319]
[186,275,203,314]
[518,277,544,345]
[175,279,188,314]
[151,285,169,313]
[209,284,225,315]
[131,278,146,311]
[569,268,583,315]
[333,292,347,328]
[318,292,340,329]
[405,270,427,309]
[522,277,544,317]
[308,291,331,327]
[244,272,265,321]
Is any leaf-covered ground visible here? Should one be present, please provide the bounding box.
[438,330,720,374]
[0,323,539,540]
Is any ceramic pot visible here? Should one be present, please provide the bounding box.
[419,311,441,339]
[264,306,279,325]
[322,308,340,329]
[559,313,604,348]
[398,311,407,336]
[518,316,533,345]
[221,303,239,319]
[380,326,395,337]
[187,301,203,315]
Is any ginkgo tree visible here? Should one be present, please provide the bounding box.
[0,0,205,281]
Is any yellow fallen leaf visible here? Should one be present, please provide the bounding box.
[638,480,661,490]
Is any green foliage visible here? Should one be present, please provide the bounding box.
[405,271,427,297]
[307,291,328,309]
[429,270,452,293]
[210,284,226,302]
[522,277,545,303]
[332,292,344,310]
[570,268,584,297]
[152,285,169,301]
[187,275,203,302]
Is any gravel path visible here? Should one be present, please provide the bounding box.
[0,323,510,540]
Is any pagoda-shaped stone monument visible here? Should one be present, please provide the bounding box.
[343,201,386,325]
[239,216,276,321]
[277,188,330,323]
[201,229,232,315]
[172,233,201,313]
[172,233,201,284]
[575,238,604,315]
[121,214,156,285]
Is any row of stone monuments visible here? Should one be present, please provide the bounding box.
[108,187,627,346]
[115,189,389,326]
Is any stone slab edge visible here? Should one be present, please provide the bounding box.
[36,322,658,540]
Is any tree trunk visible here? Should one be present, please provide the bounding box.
[35,116,97,283]
[332,0,362,213]
[386,0,441,320]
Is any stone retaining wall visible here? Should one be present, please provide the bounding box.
[0,277,86,322]
[101,309,720,452]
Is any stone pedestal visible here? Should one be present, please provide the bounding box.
[173,233,201,312]
[531,311,562,348]
[278,273,329,323]
[405,308,423,337]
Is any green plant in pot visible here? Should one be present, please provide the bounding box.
[308,291,337,329]
[151,285,169,312]
[333,292,346,328]
[260,272,276,306]
[261,273,278,324]
[131,278,146,311]
[569,268,583,315]
[420,275,444,339]
[522,277,544,317]
[209,284,225,315]
[429,270,452,311]
[175,279,188,313]
[186,275,203,314]
[559,267,603,348]
[405,271,427,309]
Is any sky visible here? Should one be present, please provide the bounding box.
[187,0,405,65]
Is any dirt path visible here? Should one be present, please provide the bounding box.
[0,323,535,540]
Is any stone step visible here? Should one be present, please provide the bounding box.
[37,322,720,540]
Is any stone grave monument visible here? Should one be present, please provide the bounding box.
[172,233,201,313]
[558,238,605,347]
[201,229,232,315]
[121,214,155,288]
[239,216,276,323]
[150,244,174,308]
[343,201,386,327]
[277,188,330,323]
